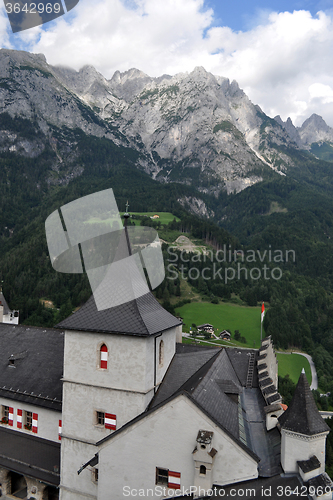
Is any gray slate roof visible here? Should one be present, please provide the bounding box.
[151,348,220,408]
[279,372,329,435]
[226,349,255,387]
[0,426,60,485]
[266,393,281,405]
[204,474,304,499]
[297,455,321,473]
[57,291,181,336]
[305,472,333,490]
[189,349,242,440]
[0,324,64,410]
[96,345,281,472]
[153,347,257,445]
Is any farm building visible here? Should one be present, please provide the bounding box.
[219,330,231,340]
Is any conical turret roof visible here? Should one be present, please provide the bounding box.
[279,371,329,435]
[0,291,11,315]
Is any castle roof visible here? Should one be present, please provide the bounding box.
[97,345,283,476]
[57,291,181,336]
[150,346,282,476]
[279,371,329,435]
[0,324,64,410]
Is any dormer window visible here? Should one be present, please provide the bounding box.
[100,344,108,369]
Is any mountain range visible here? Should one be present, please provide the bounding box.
[3,49,333,392]
[1,47,333,209]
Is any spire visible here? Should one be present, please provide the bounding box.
[123,200,130,225]
[0,288,11,315]
[122,200,131,255]
[279,371,329,435]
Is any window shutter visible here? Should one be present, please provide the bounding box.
[32,413,38,433]
[105,413,116,430]
[59,419,62,440]
[17,409,22,429]
[8,406,14,426]
[100,344,108,369]
[168,471,181,489]
[8,407,13,426]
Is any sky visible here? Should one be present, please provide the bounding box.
[1,0,333,128]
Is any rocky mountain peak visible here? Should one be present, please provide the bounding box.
[52,64,108,95]
[274,115,302,147]
[299,113,333,145]
[1,49,333,198]
[110,68,150,84]
[302,113,329,130]
[109,68,155,101]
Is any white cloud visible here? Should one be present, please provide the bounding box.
[309,83,333,104]
[2,1,333,127]
[0,5,13,49]
[205,10,333,126]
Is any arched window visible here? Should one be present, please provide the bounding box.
[200,465,206,475]
[159,340,164,367]
[100,344,108,369]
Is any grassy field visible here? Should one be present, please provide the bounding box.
[121,212,180,225]
[276,353,312,385]
[85,212,180,227]
[177,301,315,383]
[176,301,263,348]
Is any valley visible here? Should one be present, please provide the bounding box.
[1,49,333,413]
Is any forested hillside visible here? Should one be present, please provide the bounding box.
[2,97,333,403]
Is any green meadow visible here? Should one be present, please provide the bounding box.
[85,212,180,227]
[176,301,313,384]
[276,353,312,385]
[176,301,263,348]
[121,212,180,225]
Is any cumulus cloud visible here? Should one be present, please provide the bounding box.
[0,5,13,49]
[2,0,333,127]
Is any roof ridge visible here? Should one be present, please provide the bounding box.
[166,349,221,397]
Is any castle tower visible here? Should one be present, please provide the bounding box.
[57,217,182,500]
[279,369,330,474]
[0,288,19,325]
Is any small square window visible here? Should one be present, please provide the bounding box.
[1,405,9,423]
[24,411,32,430]
[96,411,105,426]
[156,467,168,485]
